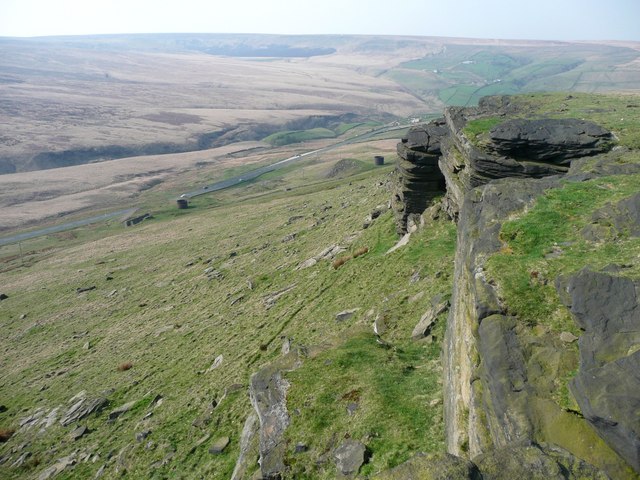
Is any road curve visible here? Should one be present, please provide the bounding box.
[0,123,411,247]
[180,124,409,199]
[0,208,138,247]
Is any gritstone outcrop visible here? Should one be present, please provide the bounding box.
[394,96,614,228]
[391,95,639,479]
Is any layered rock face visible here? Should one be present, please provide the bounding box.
[439,156,640,478]
[392,96,640,478]
[394,96,614,228]
[560,269,640,472]
[488,118,612,162]
[393,120,447,232]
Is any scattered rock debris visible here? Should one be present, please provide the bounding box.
[76,286,96,294]
[334,439,367,477]
[209,436,230,454]
[336,308,359,322]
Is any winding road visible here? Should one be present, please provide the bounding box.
[0,208,138,247]
[0,123,410,247]
[180,123,409,199]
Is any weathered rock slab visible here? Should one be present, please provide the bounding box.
[411,297,449,339]
[334,439,367,477]
[250,351,302,479]
[60,395,108,426]
[561,268,640,473]
[489,118,613,163]
[373,452,480,480]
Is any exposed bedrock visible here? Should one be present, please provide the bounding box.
[250,364,291,479]
[558,269,640,472]
[249,347,305,479]
[442,172,639,479]
[429,96,640,478]
[488,118,613,163]
[393,96,614,229]
[392,120,447,233]
[439,105,613,220]
[443,176,561,458]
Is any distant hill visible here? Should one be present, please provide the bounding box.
[0,33,639,174]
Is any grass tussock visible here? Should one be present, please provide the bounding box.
[332,255,352,269]
[353,246,369,258]
[332,247,369,269]
[117,362,133,372]
[0,428,15,443]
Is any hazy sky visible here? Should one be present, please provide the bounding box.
[1,0,639,41]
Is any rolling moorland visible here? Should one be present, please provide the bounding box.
[0,34,640,479]
[1,34,640,233]
[1,91,639,479]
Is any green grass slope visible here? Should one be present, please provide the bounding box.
[0,158,455,478]
[387,44,640,107]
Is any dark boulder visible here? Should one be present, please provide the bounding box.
[393,119,448,233]
[439,109,578,219]
[399,120,448,155]
[488,118,613,164]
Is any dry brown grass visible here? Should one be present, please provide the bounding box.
[353,246,369,258]
[332,255,352,270]
[0,40,422,167]
[0,428,15,442]
[0,37,426,232]
[117,362,133,372]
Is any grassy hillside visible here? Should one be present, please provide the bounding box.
[2,34,639,177]
[0,155,455,478]
[1,92,639,478]
[386,43,640,107]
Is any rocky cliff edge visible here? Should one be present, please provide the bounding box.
[393,93,640,479]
